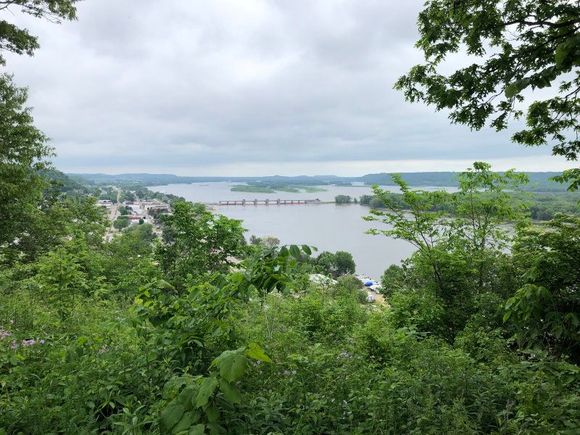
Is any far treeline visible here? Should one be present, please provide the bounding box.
[357,190,578,222]
[71,171,573,192]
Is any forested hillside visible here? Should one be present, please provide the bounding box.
[72,171,571,192]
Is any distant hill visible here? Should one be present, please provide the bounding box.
[68,173,200,186]
[360,172,566,192]
[68,173,344,186]
[360,172,458,186]
[69,171,570,192]
[41,169,93,195]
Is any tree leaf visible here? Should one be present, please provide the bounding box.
[218,351,248,383]
[205,403,220,423]
[177,386,197,410]
[245,342,272,363]
[289,245,301,259]
[171,411,197,434]
[195,377,218,408]
[159,403,185,433]
[219,379,242,404]
[189,424,206,435]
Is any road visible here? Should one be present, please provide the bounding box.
[104,188,121,242]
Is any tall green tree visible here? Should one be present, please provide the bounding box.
[505,214,580,362]
[6,195,107,263]
[157,201,246,287]
[0,0,78,64]
[334,251,356,276]
[453,162,529,290]
[0,74,51,254]
[316,250,356,277]
[366,174,452,297]
[0,0,79,258]
[367,163,528,335]
[396,0,579,163]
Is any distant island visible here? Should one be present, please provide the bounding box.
[69,171,571,192]
[231,184,327,194]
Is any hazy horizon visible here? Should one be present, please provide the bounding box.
[65,156,572,177]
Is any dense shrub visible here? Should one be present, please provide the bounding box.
[1,180,578,433]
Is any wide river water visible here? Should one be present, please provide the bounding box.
[151,182,452,279]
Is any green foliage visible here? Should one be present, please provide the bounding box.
[113,215,130,230]
[235,244,314,300]
[396,0,580,164]
[334,251,355,276]
[101,224,159,295]
[0,0,78,65]
[0,74,52,256]
[117,205,131,215]
[2,194,107,264]
[158,344,271,434]
[361,189,579,221]
[0,60,578,430]
[552,168,580,192]
[505,214,580,361]
[1,190,579,432]
[315,250,356,277]
[231,184,275,193]
[380,264,406,296]
[387,289,447,337]
[334,194,352,204]
[229,286,580,434]
[156,201,246,288]
[8,2,579,433]
[367,163,530,338]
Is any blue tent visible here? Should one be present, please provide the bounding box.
[364,280,374,287]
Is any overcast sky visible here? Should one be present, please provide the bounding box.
[4,0,573,175]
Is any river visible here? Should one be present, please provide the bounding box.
[150,182,451,279]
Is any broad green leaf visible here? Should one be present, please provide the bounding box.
[159,403,185,433]
[205,403,220,423]
[172,411,197,434]
[301,245,312,255]
[177,386,197,410]
[289,245,301,259]
[219,379,242,404]
[245,342,272,363]
[505,82,521,98]
[207,423,227,435]
[189,424,206,435]
[218,352,247,383]
[195,377,218,408]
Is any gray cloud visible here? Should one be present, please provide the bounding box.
[4,0,564,175]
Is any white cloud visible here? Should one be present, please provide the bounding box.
[3,0,564,175]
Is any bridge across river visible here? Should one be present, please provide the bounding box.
[217,198,323,206]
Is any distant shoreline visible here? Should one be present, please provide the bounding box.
[69,171,570,193]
